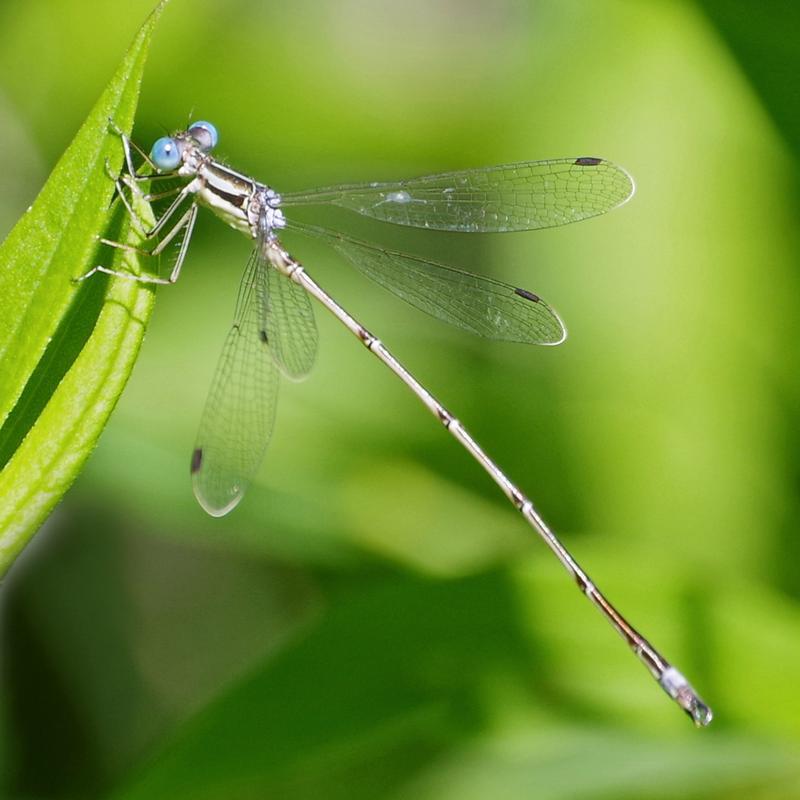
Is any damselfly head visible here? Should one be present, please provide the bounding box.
[150,136,183,171]
[187,120,219,152]
[150,121,218,172]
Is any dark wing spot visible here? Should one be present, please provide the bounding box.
[514,287,540,303]
[575,157,603,166]
[259,329,269,343]
[190,447,203,474]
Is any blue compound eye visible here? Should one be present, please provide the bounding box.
[188,120,218,151]
[150,136,182,171]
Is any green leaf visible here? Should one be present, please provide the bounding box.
[111,571,530,800]
[0,0,168,573]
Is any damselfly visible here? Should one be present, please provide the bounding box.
[81,120,711,725]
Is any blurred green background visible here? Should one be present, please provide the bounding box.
[2,0,800,797]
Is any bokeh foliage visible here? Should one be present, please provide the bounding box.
[1,1,799,798]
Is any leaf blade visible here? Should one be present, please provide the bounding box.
[0,0,168,572]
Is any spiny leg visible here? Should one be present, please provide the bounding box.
[103,124,186,235]
[77,204,198,286]
[78,122,199,285]
[107,118,162,180]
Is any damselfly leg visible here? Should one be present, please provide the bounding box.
[77,127,199,285]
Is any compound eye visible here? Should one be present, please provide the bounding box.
[187,120,219,151]
[150,137,182,171]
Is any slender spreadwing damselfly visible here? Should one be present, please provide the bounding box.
[80,120,712,726]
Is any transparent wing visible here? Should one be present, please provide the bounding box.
[264,264,318,380]
[287,221,565,345]
[191,248,279,516]
[279,158,634,233]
